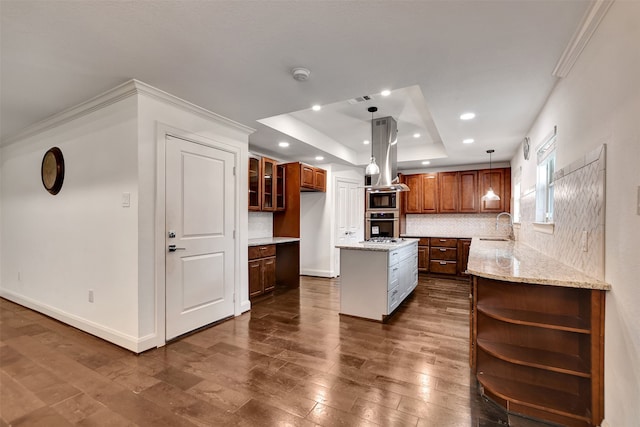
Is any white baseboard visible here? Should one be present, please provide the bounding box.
[240,300,251,313]
[300,268,336,278]
[0,289,156,353]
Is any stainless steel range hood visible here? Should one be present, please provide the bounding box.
[365,116,410,192]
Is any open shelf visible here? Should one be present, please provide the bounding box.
[477,304,590,333]
[477,339,590,377]
[478,373,590,424]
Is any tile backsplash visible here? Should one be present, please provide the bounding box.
[406,214,512,238]
[516,145,605,280]
[248,212,273,240]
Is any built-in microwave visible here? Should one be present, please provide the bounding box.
[367,191,397,210]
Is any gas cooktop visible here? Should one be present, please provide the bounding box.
[365,238,399,243]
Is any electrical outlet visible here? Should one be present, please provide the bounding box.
[581,230,588,252]
[88,289,94,303]
[122,192,131,208]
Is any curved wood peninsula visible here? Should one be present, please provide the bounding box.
[467,238,610,427]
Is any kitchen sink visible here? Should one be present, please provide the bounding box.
[479,237,510,241]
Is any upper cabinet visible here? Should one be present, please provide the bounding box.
[479,168,510,213]
[403,168,510,214]
[248,155,285,212]
[248,156,261,211]
[301,164,326,192]
[404,173,437,213]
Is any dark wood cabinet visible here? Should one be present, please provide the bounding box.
[417,238,429,272]
[438,172,459,213]
[458,171,478,213]
[300,163,326,192]
[276,164,285,210]
[402,169,509,214]
[479,168,511,213]
[248,156,285,212]
[313,168,326,192]
[248,156,261,211]
[428,238,458,275]
[457,239,472,276]
[421,173,438,213]
[248,245,276,298]
[404,173,437,213]
[404,174,423,213]
[261,157,276,211]
[472,276,605,427]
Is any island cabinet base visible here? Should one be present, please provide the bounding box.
[471,276,605,427]
[339,242,418,322]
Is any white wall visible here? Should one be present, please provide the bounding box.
[0,80,252,352]
[300,163,364,277]
[137,89,251,346]
[0,96,141,345]
[510,3,640,425]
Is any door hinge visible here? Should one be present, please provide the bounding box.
[233,230,236,239]
[233,166,236,176]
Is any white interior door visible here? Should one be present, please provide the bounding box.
[165,135,235,340]
[335,178,364,276]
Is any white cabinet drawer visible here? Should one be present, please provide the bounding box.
[388,285,401,313]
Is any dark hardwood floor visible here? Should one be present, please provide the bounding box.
[0,275,553,426]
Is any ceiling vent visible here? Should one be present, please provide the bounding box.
[348,95,373,105]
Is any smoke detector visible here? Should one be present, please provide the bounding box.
[292,67,311,81]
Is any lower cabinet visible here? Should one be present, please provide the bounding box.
[417,238,429,272]
[248,245,276,298]
[429,238,458,275]
[471,276,605,427]
[457,239,472,276]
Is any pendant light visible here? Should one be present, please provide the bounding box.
[364,106,380,176]
[481,149,501,202]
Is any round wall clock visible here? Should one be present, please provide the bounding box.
[523,137,531,160]
[41,147,65,195]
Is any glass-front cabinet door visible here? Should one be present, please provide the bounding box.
[248,156,261,210]
[261,157,276,211]
[276,164,285,211]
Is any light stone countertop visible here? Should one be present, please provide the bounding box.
[248,237,300,246]
[467,238,611,290]
[335,238,419,252]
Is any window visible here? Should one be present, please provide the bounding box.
[535,127,557,223]
[513,180,521,223]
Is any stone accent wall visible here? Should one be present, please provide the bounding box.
[515,145,605,280]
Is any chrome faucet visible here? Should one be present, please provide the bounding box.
[496,212,514,239]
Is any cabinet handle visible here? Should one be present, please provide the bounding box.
[260,246,268,251]
[440,248,446,252]
[439,239,447,242]
[440,261,447,265]
[393,268,398,272]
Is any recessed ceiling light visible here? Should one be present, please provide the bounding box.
[315,156,324,161]
[463,138,475,144]
[413,133,421,138]
[380,89,391,97]
[278,141,290,148]
[421,160,431,165]
[312,104,321,111]
[363,140,370,145]
[460,112,476,120]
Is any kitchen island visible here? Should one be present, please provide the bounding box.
[468,238,610,427]
[336,238,418,321]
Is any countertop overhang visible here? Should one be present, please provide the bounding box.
[336,238,419,252]
[467,238,610,290]
[248,237,300,246]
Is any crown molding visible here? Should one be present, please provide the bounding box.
[1,79,254,146]
[552,0,614,78]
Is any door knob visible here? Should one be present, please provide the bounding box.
[168,245,186,252]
